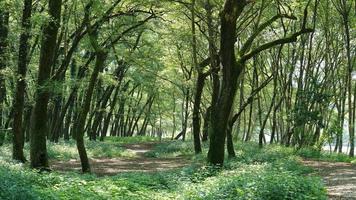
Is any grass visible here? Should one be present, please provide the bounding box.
[104,136,159,144]
[0,138,327,200]
[296,147,356,164]
[0,136,157,161]
[0,140,136,161]
[144,140,199,158]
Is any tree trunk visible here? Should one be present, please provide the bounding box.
[340,1,354,157]
[208,0,246,165]
[171,94,176,140]
[101,87,120,140]
[91,86,114,140]
[75,50,107,173]
[259,91,276,148]
[191,0,203,154]
[226,122,236,158]
[30,0,62,169]
[176,88,190,140]
[192,74,204,154]
[12,0,32,162]
[202,107,211,142]
[0,7,9,146]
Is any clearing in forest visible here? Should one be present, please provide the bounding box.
[51,142,189,176]
[303,160,356,200]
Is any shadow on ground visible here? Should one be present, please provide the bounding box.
[303,160,356,200]
[51,142,189,176]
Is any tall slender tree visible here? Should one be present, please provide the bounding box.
[0,4,9,145]
[30,0,62,169]
[12,0,32,163]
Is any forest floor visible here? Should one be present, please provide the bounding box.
[1,140,328,199]
[303,160,356,199]
[51,142,190,176]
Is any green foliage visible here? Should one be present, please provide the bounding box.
[0,163,40,200]
[230,142,295,163]
[143,141,326,199]
[51,136,157,160]
[0,140,327,200]
[0,139,138,161]
[205,166,326,200]
[0,164,161,200]
[144,140,196,158]
[105,136,158,144]
[47,140,138,160]
[297,147,356,163]
[173,142,326,200]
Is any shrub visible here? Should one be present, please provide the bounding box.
[177,162,326,200]
[0,163,43,200]
[207,166,326,200]
[144,140,195,158]
[297,147,322,159]
[297,147,354,163]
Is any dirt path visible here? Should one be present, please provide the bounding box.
[51,142,189,176]
[303,160,356,199]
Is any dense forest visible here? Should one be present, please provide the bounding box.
[0,0,355,199]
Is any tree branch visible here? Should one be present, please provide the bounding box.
[229,75,273,126]
[240,28,314,62]
[239,14,297,55]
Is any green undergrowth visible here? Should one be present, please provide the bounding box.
[0,136,157,161]
[144,140,199,158]
[0,140,326,199]
[0,139,141,162]
[148,139,356,164]
[104,136,158,144]
[296,147,356,164]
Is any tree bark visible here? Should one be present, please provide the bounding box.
[30,0,62,169]
[207,0,312,165]
[339,1,354,157]
[191,0,202,154]
[208,0,246,165]
[0,7,9,146]
[226,123,236,158]
[75,50,107,173]
[192,74,204,154]
[202,107,211,142]
[12,0,32,162]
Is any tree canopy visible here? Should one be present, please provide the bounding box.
[0,0,355,197]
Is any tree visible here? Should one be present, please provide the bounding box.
[191,0,203,154]
[30,0,62,169]
[208,0,313,165]
[334,0,354,157]
[0,3,9,146]
[12,0,32,163]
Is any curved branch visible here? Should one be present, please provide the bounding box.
[240,28,314,62]
[229,75,273,127]
[239,14,297,55]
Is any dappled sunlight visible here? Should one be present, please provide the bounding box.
[51,142,190,176]
[1,0,355,198]
[303,160,356,199]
